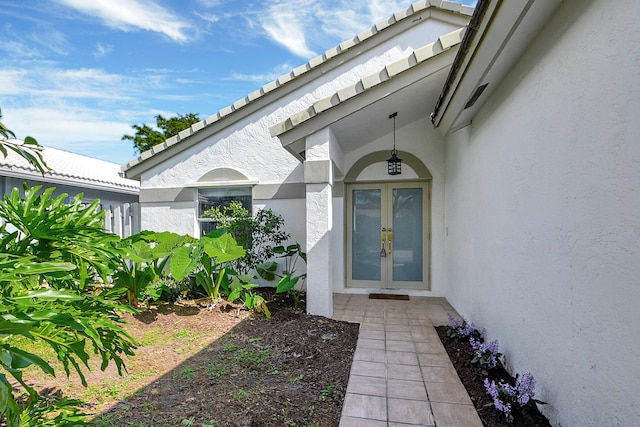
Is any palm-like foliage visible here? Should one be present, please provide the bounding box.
[0,185,137,426]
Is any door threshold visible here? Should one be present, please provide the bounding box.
[368,293,410,300]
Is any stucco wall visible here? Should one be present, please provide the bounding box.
[444,0,640,425]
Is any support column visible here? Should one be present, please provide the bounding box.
[304,127,337,317]
[306,181,333,317]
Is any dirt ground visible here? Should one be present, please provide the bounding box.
[28,292,359,427]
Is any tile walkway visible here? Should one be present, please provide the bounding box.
[332,294,483,427]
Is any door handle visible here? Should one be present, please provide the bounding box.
[380,228,387,257]
[387,228,393,254]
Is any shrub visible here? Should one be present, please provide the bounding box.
[201,201,289,274]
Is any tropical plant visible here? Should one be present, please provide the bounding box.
[0,108,48,175]
[257,243,307,309]
[170,229,244,302]
[228,273,271,318]
[113,231,190,306]
[201,201,289,274]
[0,185,137,426]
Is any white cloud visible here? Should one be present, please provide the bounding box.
[56,0,193,43]
[2,105,139,164]
[0,22,69,58]
[229,63,295,84]
[256,0,417,58]
[260,1,317,58]
[93,43,112,59]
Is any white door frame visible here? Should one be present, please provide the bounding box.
[346,181,431,291]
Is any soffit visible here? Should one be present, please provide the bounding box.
[270,28,464,157]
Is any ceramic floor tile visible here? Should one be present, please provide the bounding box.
[414,341,446,354]
[387,378,428,401]
[426,381,473,405]
[387,363,423,381]
[386,340,416,352]
[346,375,386,397]
[388,398,435,425]
[421,366,460,383]
[430,402,483,427]
[350,360,386,378]
[357,338,386,351]
[386,331,414,342]
[418,353,454,367]
[385,323,411,332]
[359,329,385,340]
[354,348,386,363]
[386,350,419,365]
[359,322,385,331]
[362,316,385,324]
[341,393,387,420]
[409,318,433,326]
[385,317,410,325]
[339,416,387,427]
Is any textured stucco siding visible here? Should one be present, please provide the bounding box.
[444,0,640,425]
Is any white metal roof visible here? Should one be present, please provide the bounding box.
[0,144,140,194]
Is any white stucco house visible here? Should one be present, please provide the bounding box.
[123,0,640,425]
[1,146,140,238]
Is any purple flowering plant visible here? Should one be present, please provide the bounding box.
[484,373,546,423]
[446,313,484,341]
[470,337,502,370]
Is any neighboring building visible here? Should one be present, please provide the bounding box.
[1,145,140,238]
[123,0,640,425]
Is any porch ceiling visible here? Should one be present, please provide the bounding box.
[271,32,461,159]
[329,67,449,154]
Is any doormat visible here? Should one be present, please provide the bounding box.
[368,293,410,300]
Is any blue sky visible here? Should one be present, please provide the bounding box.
[0,0,475,165]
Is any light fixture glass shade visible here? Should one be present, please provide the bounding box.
[387,149,402,175]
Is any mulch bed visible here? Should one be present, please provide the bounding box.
[435,326,552,427]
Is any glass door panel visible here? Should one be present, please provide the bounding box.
[351,189,382,281]
[347,182,429,290]
[392,187,423,282]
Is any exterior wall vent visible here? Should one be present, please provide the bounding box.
[464,83,489,109]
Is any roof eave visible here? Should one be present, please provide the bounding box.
[430,0,562,135]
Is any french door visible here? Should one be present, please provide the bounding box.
[346,182,430,290]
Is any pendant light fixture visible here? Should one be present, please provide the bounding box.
[387,112,402,175]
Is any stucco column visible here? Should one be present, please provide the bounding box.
[305,180,333,317]
[304,127,337,317]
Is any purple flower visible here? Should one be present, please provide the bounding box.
[484,374,541,423]
[484,379,512,416]
[447,313,462,329]
[515,373,536,405]
[470,338,500,369]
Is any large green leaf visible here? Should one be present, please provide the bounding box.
[202,233,245,263]
[169,245,200,281]
[0,345,54,375]
[12,289,84,303]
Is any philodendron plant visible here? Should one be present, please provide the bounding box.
[0,186,137,426]
[168,229,271,315]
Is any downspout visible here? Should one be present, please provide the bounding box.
[430,0,492,126]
